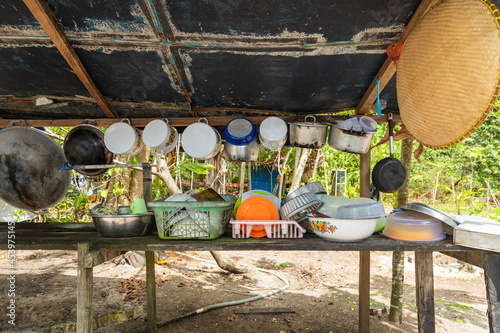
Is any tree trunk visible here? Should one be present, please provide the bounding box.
[129,147,151,202]
[389,138,413,323]
[156,155,181,195]
[209,250,247,274]
[239,162,246,195]
[105,167,131,209]
[388,251,405,323]
[289,148,311,193]
[311,150,321,181]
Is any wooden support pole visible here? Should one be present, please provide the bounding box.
[359,251,371,333]
[146,251,157,333]
[359,150,371,332]
[22,0,118,118]
[142,164,152,209]
[483,252,500,333]
[77,243,93,333]
[415,251,435,333]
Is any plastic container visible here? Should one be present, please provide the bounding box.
[230,219,306,239]
[148,194,235,239]
[259,116,287,151]
[337,202,385,219]
[317,195,350,218]
[309,217,377,242]
[383,211,445,242]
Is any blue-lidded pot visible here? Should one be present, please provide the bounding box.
[223,118,257,146]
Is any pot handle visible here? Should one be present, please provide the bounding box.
[388,113,394,159]
[154,149,165,157]
[118,154,131,163]
[121,118,131,125]
[163,118,169,125]
[269,141,281,151]
[198,117,209,124]
[305,115,316,123]
[349,124,365,133]
[7,120,27,128]
[82,119,96,126]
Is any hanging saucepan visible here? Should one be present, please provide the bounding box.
[289,116,328,149]
[372,113,406,193]
[0,120,71,211]
[63,119,114,177]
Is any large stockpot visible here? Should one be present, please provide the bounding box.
[63,120,114,177]
[224,139,259,162]
[328,122,375,154]
[289,116,328,149]
[0,120,71,211]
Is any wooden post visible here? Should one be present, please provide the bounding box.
[142,164,152,209]
[483,252,500,333]
[77,243,93,333]
[415,251,435,333]
[146,251,157,332]
[239,162,246,194]
[359,151,371,333]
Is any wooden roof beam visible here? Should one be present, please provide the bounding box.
[22,0,118,118]
[355,0,436,115]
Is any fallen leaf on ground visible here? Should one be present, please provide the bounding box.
[308,302,317,306]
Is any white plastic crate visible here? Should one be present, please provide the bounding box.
[230,219,306,238]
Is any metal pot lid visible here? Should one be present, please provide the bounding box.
[290,115,328,128]
[400,203,458,234]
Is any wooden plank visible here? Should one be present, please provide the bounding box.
[146,251,157,333]
[415,251,435,333]
[439,250,485,268]
[483,252,500,333]
[0,114,402,128]
[355,0,436,115]
[22,0,118,118]
[77,243,93,333]
[359,251,371,333]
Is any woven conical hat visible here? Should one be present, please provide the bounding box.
[397,0,500,149]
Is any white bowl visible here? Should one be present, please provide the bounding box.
[309,217,377,242]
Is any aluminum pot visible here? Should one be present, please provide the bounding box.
[63,120,114,177]
[0,120,71,211]
[289,116,328,149]
[224,139,259,162]
[328,122,375,154]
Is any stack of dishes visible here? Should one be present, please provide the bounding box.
[234,190,280,238]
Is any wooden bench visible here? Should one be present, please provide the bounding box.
[2,222,499,333]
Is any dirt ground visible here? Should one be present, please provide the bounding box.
[0,249,490,333]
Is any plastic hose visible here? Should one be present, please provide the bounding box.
[157,252,290,327]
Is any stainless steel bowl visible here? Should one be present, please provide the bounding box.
[92,214,156,238]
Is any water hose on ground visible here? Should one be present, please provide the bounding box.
[157,252,290,328]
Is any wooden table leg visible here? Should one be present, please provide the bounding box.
[359,251,370,333]
[77,243,93,333]
[483,252,500,333]
[146,251,157,332]
[415,251,435,333]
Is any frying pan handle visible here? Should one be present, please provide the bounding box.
[7,120,27,127]
[388,113,394,159]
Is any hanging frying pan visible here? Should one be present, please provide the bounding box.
[63,119,114,177]
[372,113,406,193]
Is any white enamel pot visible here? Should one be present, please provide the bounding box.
[181,118,221,160]
[104,119,144,160]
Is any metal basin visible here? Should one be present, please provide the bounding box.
[92,214,156,238]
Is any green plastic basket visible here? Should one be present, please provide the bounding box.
[148,194,236,240]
